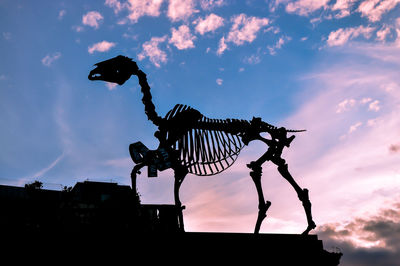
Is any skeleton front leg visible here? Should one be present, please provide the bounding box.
[173,165,188,232]
[130,163,145,192]
[276,160,316,235]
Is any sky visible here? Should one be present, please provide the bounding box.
[1,0,400,264]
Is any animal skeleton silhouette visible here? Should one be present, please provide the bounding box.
[88,55,316,235]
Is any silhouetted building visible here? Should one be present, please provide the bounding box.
[0,181,182,233]
[0,181,341,265]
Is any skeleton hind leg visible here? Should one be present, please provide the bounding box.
[276,161,316,235]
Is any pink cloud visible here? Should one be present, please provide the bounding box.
[128,0,163,23]
[376,25,392,42]
[105,0,125,14]
[217,14,269,55]
[285,0,330,16]
[331,0,358,18]
[88,41,116,54]
[348,121,363,133]
[227,14,269,45]
[357,0,400,22]
[41,52,61,66]
[58,9,66,20]
[138,36,168,67]
[169,25,196,50]
[82,11,103,29]
[199,0,225,10]
[336,98,356,113]
[167,0,197,22]
[216,36,227,55]
[368,100,381,111]
[327,25,375,46]
[193,13,224,35]
[267,36,291,55]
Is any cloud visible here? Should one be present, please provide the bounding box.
[330,0,358,18]
[2,32,11,40]
[327,25,375,46]
[376,26,392,42]
[105,82,118,91]
[217,36,228,55]
[58,9,66,20]
[105,0,164,23]
[72,25,84,32]
[200,0,225,10]
[167,0,197,22]
[82,11,104,29]
[243,54,261,64]
[227,14,269,45]
[317,201,400,266]
[368,100,381,111]
[267,36,292,55]
[193,13,224,35]
[357,0,400,22]
[41,52,61,66]
[127,0,163,23]
[348,121,362,133]
[285,0,330,16]
[218,14,269,55]
[138,35,168,67]
[88,41,116,54]
[105,0,125,14]
[336,98,356,113]
[216,78,223,85]
[169,25,196,50]
[32,153,65,180]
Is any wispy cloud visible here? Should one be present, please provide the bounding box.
[138,35,168,67]
[330,0,358,18]
[243,54,261,64]
[327,25,375,46]
[267,35,292,55]
[41,52,61,66]
[376,25,392,42]
[105,0,125,14]
[32,153,65,180]
[216,78,223,85]
[285,0,330,16]
[217,36,227,55]
[200,0,225,10]
[88,40,116,54]
[82,11,104,29]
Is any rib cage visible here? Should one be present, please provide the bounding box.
[165,104,245,176]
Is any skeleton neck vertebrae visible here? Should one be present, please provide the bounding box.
[89,55,316,235]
